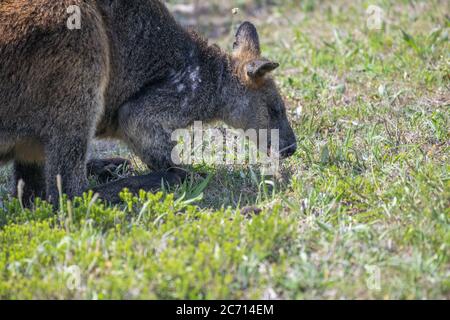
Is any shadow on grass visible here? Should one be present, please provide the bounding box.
[86,160,296,212]
[172,164,296,211]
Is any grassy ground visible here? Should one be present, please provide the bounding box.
[0,0,449,299]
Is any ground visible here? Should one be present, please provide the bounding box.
[0,0,449,299]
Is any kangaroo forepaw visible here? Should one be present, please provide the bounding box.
[87,158,133,183]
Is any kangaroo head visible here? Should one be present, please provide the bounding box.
[223,22,297,159]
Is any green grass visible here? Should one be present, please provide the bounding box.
[0,0,449,299]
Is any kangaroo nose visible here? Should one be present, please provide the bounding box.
[280,143,297,159]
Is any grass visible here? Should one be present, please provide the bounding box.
[0,0,449,299]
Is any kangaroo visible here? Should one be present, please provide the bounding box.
[0,0,297,205]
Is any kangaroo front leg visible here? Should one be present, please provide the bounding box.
[86,104,187,203]
[118,104,177,171]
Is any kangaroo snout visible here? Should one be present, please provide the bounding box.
[280,142,297,159]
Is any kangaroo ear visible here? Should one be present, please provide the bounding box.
[233,21,261,57]
[246,59,279,79]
